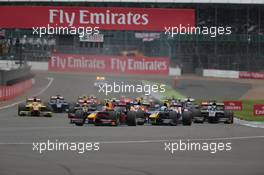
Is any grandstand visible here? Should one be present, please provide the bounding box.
[0,0,264,73]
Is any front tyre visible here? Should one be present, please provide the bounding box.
[74,110,85,126]
[169,111,179,126]
[18,103,26,116]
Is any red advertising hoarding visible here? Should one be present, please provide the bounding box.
[0,79,33,101]
[253,104,264,116]
[48,54,169,75]
[0,6,195,31]
[239,71,264,79]
[224,101,243,111]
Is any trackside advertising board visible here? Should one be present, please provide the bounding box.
[48,54,169,75]
[224,101,243,111]
[0,6,195,31]
[239,72,264,79]
[0,79,33,101]
[253,104,264,116]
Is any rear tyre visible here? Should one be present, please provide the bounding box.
[182,111,192,126]
[225,111,234,124]
[127,111,137,126]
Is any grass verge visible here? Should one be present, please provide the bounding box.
[234,100,264,122]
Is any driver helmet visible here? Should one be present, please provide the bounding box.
[105,102,113,110]
[161,106,167,111]
[33,97,37,102]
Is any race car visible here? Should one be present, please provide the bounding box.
[48,95,69,113]
[119,96,133,105]
[68,97,98,124]
[77,95,89,102]
[128,100,156,125]
[78,95,100,105]
[18,97,52,117]
[94,76,108,87]
[199,101,234,124]
[148,104,192,126]
[181,98,203,123]
[86,102,137,126]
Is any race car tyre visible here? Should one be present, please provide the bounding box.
[136,110,145,125]
[137,122,144,125]
[109,111,120,126]
[75,110,85,126]
[193,117,205,123]
[224,111,234,124]
[75,123,84,126]
[45,114,52,117]
[169,111,178,126]
[127,111,137,126]
[182,111,192,126]
[192,108,201,117]
[192,109,203,123]
[18,103,26,116]
[68,103,76,114]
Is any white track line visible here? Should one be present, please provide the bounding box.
[99,135,264,144]
[234,118,264,128]
[0,77,54,110]
[0,135,264,145]
[239,124,264,129]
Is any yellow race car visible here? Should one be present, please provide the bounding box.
[18,97,52,117]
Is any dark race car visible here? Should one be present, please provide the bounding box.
[199,101,234,124]
[48,95,69,113]
[148,103,192,126]
[68,98,99,125]
[180,98,203,123]
[87,102,137,126]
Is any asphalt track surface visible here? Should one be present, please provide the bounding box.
[176,78,251,100]
[0,72,263,175]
